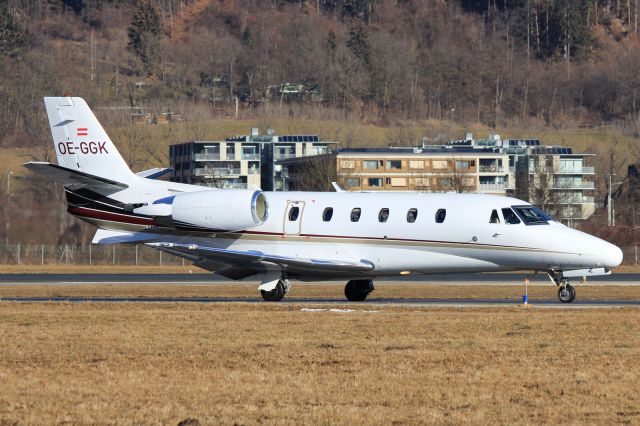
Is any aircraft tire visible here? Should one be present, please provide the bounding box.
[557,283,576,303]
[261,281,286,302]
[345,279,374,301]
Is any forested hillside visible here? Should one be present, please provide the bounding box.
[3,0,640,139]
[2,0,640,245]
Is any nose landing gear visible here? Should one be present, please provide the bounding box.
[548,270,576,303]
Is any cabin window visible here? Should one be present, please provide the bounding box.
[435,209,446,223]
[350,208,361,222]
[378,208,389,222]
[288,206,300,221]
[407,208,418,223]
[322,207,333,222]
[502,208,521,224]
[489,209,500,224]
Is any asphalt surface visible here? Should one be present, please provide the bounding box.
[0,273,638,307]
[0,296,639,308]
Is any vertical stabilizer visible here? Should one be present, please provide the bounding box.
[44,97,135,184]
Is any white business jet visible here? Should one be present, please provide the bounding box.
[24,97,623,303]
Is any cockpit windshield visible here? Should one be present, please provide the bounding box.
[512,205,552,225]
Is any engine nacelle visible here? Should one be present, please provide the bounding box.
[172,189,268,231]
[136,189,268,231]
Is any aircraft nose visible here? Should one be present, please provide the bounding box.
[600,241,623,268]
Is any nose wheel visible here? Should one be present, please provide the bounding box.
[548,271,576,303]
[557,282,576,303]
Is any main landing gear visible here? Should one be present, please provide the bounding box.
[344,279,375,301]
[548,270,576,304]
[259,276,375,302]
[260,276,291,302]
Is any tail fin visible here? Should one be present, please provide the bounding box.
[44,97,135,184]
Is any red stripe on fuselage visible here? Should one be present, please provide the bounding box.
[69,206,155,225]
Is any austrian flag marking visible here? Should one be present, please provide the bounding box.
[77,128,88,137]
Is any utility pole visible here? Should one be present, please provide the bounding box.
[5,171,13,245]
[608,173,613,227]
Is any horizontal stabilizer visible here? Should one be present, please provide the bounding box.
[24,162,128,191]
[136,167,173,180]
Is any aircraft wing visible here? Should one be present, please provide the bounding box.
[24,162,128,191]
[152,242,376,279]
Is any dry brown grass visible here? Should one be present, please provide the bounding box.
[0,302,638,424]
[0,265,207,274]
[1,282,640,301]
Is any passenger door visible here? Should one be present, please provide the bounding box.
[283,201,305,236]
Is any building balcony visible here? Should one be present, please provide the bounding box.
[194,154,221,161]
[552,182,595,189]
[479,183,507,191]
[241,154,260,160]
[556,166,595,174]
[274,152,297,160]
[194,167,241,176]
[479,166,505,173]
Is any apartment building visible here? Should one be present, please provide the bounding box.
[279,134,596,223]
[170,129,338,191]
[335,148,513,194]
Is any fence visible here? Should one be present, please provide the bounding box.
[0,244,637,267]
[0,244,185,266]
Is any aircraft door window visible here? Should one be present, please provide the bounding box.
[407,208,418,223]
[435,209,446,223]
[501,208,521,224]
[322,207,333,222]
[378,208,389,222]
[489,209,500,223]
[288,206,300,221]
[350,208,361,222]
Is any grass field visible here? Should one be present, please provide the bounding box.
[0,300,639,424]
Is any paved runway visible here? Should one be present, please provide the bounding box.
[0,272,639,285]
[1,273,638,307]
[1,295,639,307]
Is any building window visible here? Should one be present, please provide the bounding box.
[346,178,360,187]
[340,160,355,169]
[368,178,383,187]
[350,208,361,222]
[438,178,452,189]
[432,160,448,169]
[456,160,470,170]
[386,160,402,170]
[378,208,389,222]
[435,209,446,223]
[407,208,418,223]
[288,206,300,221]
[323,207,333,222]
[363,160,379,169]
[391,178,407,187]
[409,160,424,169]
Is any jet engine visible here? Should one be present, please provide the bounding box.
[135,189,268,231]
